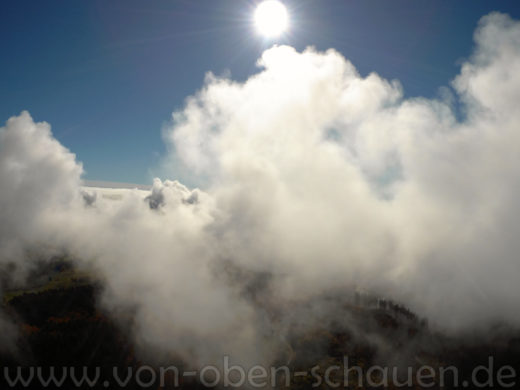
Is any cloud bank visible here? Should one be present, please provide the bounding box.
[1,12,520,365]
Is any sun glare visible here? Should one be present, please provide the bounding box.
[254,0,289,38]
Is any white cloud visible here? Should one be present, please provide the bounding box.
[0,111,83,267]
[164,12,520,330]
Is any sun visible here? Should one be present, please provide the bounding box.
[254,0,289,38]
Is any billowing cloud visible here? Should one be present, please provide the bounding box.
[0,111,83,272]
[164,11,520,330]
[1,11,520,368]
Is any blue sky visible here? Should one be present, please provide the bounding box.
[1,0,519,184]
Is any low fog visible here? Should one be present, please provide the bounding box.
[1,12,520,367]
